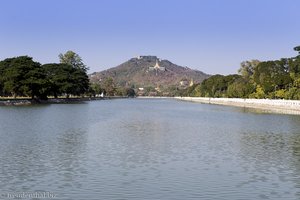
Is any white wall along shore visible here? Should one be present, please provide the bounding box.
[174,97,300,115]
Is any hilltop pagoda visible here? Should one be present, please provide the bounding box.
[149,59,165,73]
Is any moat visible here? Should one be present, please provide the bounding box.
[0,99,300,199]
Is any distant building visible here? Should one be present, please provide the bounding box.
[137,89,145,96]
[179,78,194,88]
[180,79,189,86]
[155,86,161,92]
[189,79,194,87]
[149,60,166,75]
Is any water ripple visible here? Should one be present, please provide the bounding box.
[0,99,300,199]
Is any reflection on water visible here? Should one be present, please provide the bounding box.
[243,106,300,115]
[0,99,300,199]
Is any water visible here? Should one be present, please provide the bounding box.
[0,99,300,200]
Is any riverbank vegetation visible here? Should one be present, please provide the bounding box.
[185,46,300,100]
[0,51,135,100]
[0,51,89,100]
[2,46,299,100]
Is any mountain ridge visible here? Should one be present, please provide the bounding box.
[89,56,210,93]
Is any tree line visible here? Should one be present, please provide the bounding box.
[0,51,135,100]
[0,51,89,99]
[185,46,300,100]
[89,77,135,97]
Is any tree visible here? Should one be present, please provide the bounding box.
[70,67,89,96]
[43,63,71,98]
[294,46,300,56]
[58,51,89,97]
[249,85,266,99]
[275,89,286,99]
[101,77,116,96]
[253,60,292,93]
[42,63,89,98]
[0,56,45,99]
[199,74,241,97]
[22,66,48,99]
[89,83,103,97]
[184,84,201,97]
[227,78,255,98]
[126,88,136,97]
[288,56,300,79]
[0,58,8,96]
[238,60,260,80]
[200,74,226,97]
[59,50,88,72]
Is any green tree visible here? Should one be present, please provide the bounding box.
[253,60,292,93]
[42,63,89,98]
[0,56,45,99]
[43,63,70,98]
[90,83,103,97]
[227,78,255,98]
[238,60,260,81]
[102,77,116,96]
[199,74,241,97]
[187,84,201,97]
[288,56,300,80]
[294,46,300,56]
[58,51,89,97]
[275,89,286,99]
[200,74,226,97]
[249,85,266,99]
[59,50,88,72]
[0,59,8,96]
[70,67,89,96]
[22,66,48,99]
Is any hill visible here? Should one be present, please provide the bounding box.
[89,56,210,95]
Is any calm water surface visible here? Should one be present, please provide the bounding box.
[0,99,300,200]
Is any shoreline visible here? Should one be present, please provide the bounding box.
[2,96,300,115]
[0,96,127,106]
[174,97,300,115]
[136,96,171,99]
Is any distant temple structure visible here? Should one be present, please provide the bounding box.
[149,59,165,74]
[179,78,194,87]
[189,79,194,87]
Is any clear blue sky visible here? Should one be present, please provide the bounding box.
[0,0,299,75]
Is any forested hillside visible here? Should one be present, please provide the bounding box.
[89,56,209,96]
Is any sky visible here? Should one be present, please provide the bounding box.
[0,0,299,75]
